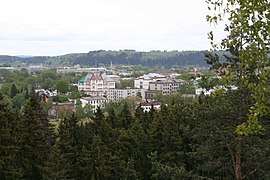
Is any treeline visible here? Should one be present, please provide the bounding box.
[0,50,209,67]
[1,88,270,179]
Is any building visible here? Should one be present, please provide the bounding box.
[35,89,58,97]
[80,96,107,112]
[145,90,156,101]
[106,88,146,102]
[27,65,48,74]
[195,86,237,96]
[78,69,116,95]
[57,66,107,74]
[149,79,185,95]
[140,101,162,112]
[134,73,166,89]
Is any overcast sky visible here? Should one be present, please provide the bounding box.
[0,0,226,56]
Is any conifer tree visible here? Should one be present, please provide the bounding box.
[18,95,53,179]
[10,83,18,98]
[57,113,82,179]
[0,93,22,179]
[119,102,133,130]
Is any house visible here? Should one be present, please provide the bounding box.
[78,68,116,96]
[80,96,107,112]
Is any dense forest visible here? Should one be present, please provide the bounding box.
[0,50,209,67]
[1,88,270,179]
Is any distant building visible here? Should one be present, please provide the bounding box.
[145,90,156,101]
[149,79,185,95]
[57,67,107,74]
[140,101,162,112]
[27,65,48,74]
[0,67,19,72]
[35,89,58,97]
[80,96,107,112]
[78,68,116,95]
[106,88,146,102]
[195,86,238,95]
[134,73,166,89]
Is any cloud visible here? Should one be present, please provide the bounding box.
[0,0,225,55]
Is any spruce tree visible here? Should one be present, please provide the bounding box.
[18,95,53,179]
[57,114,81,179]
[0,93,22,179]
[10,83,18,98]
[119,102,133,130]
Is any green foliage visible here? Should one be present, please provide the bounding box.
[18,96,54,179]
[116,78,134,88]
[206,0,270,135]
[0,93,22,178]
[55,80,69,94]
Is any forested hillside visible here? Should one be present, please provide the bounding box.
[0,50,209,67]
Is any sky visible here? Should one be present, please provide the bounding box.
[0,0,226,56]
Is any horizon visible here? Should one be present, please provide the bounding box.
[1,49,209,57]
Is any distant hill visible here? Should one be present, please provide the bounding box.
[0,50,211,67]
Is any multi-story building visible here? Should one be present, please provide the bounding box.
[78,69,116,96]
[149,79,185,95]
[134,73,166,89]
[106,88,146,102]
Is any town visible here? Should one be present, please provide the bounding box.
[1,63,216,120]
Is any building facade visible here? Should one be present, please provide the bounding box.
[106,88,146,102]
[134,73,166,90]
[149,79,185,95]
[78,69,116,95]
[80,96,107,112]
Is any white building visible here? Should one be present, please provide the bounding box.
[149,79,186,95]
[80,96,107,112]
[106,88,146,102]
[134,73,166,89]
[78,69,116,95]
[140,101,162,112]
[195,86,238,95]
[35,89,58,97]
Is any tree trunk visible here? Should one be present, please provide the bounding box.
[235,136,242,180]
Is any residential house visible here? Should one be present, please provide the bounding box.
[80,96,107,112]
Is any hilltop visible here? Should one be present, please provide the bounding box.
[0,50,210,67]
